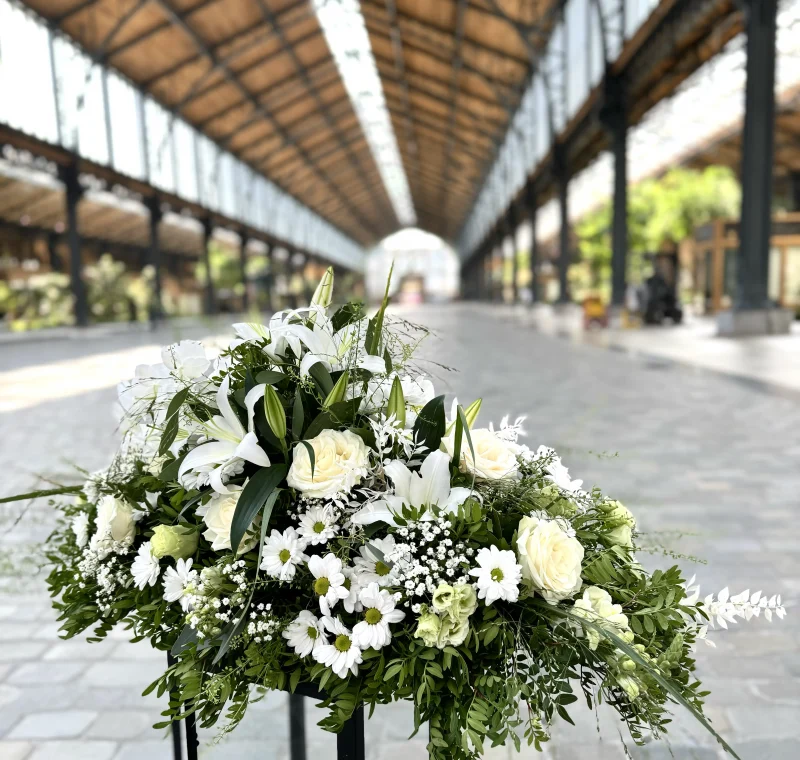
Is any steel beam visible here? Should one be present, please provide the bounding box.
[735,0,778,310]
[525,180,538,304]
[202,216,215,314]
[145,196,164,323]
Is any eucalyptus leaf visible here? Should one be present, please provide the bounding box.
[230,464,287,554]
[413,395,446,452]
[255,370,286,385]
[170,624,198,657]
[158,387,190,457]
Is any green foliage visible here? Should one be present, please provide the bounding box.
[574,166,741,296]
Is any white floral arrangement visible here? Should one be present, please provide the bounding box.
[15,269,784,759]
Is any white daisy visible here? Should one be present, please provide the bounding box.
[131,542,160,590]
[341,566,363,614]
[354,535,396,587]
[468,546,522,605]
[315,617,363,678]
[283,610,325,657]
[71,513,89,548]
[352,582,406,650]
[260,527,307,582]
[162,558,199,611]
[297,506,338,546]
[308,553,350,615]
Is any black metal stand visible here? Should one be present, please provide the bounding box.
[167,655,364,760]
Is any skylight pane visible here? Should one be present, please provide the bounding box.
[313,0,416,228]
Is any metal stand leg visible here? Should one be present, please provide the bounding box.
[289,693,307,760]
[185,711,199,760]
[170,720,183,760]
[336,704,365,760]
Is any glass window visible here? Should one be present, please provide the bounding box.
[145,99,175,192]
[173,120,198,202]
[784,247,800,306]
[0,2,59,144]
[546,24,565,133]
[768,247,782,303]
[107,73,145,180]
[566,0,589,121]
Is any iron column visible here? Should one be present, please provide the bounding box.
[735,0,778,310]
[554,145,571,304]
[201,217,216,315]
[59,161,88,327]
[525,180,538,304]
[239,231,249,313]
[146,196,163,325]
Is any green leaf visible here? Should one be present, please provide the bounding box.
[540,602,742,760]
[386,376,406,427]
[170,624,198,657]
[309,362,334,396]
[263,384,287,442]
[413,395,446,452]
[326,397,361,425]
[292,389,305,439]
[255,370,285,385]
[452,404,464,466]
[160,452,187,482]
[296,440,316,478]
[366,261,393,355]
[230,464,287,554]
[330,301,365,332]
[323,370,350,408]
[214,489,280,664]
[463,398,482,428]
[158,387,190,457]
[303,410,334,440]
[458,405,476,489]
[383,347,393,374]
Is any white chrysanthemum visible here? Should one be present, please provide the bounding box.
[163,558,199,611]
[352,582,406,650]
[297,506,338,546]
[283,610,325,657]
[468,546,522,605]
[308,553,350,615]
[71,513,90,548]
[354,535,396,587]
[315,617,363,678]
[131,542,160,590]
[261,527,307,581]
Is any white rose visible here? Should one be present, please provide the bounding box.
[573,586,631,649]
[90,495,136,556]
[606,502,635,548]
[287,429,369,499]
[443,428,519,480]
[516,515,584,603]
[197,489,257,553]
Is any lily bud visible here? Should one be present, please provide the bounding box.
[386,376,406,427]
[311,266,334,310]
[463,398,482,428]
[263,384,287,441]
[323,370,350,408]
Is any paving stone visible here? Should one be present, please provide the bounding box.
[112,740,173,760]
[0,623,38,641]
[0,740,33,760]
[43,639,117,661]
[0,643,48,663]
[86,711,153,740]
[28,740,117,760]
[81,660,164,688]
[6,662,85,685]
[8,711,97,740]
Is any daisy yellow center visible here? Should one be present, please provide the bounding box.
[365,608,382,625]
[279,549,291,563]
[334,634,351,652]
[314,577,330,596]
[313,521,326,534]
[490,568,504,582]
[307,626,318,640]
[375,561,390,577]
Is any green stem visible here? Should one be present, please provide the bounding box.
[0,485,83,504]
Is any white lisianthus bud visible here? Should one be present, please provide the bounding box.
[516,515,583,604]
[572,586,631,649]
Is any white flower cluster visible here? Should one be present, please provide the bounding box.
[386,517,473,608]
[247,603,279,644]
[186,560,249,639]
[684,577,787,646]
[76,546,132,616]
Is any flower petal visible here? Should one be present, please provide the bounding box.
[235,432,271,467]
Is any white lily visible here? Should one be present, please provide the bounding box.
[178,376,270,494]
[352,450,472,526]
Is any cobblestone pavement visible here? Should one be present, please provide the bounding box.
[1,305,798,760]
